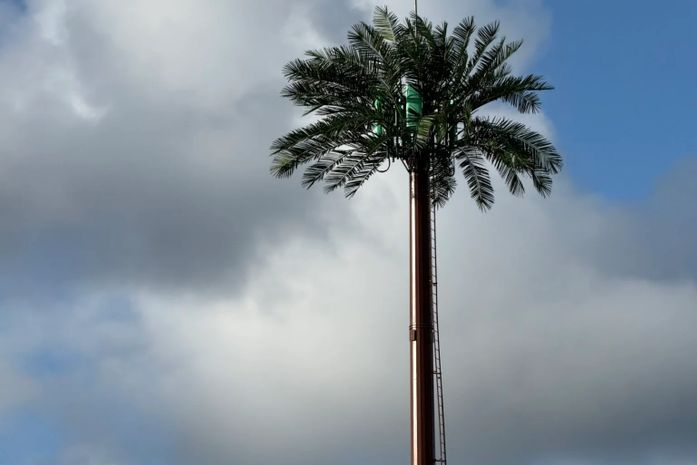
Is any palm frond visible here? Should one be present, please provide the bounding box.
[469,74,552,113]
[272,6,562,205]
[348,22,393,64]
[466,21,500,76]
[465,116,562,197]
[431,151,456,207]
[322,142,387,196]
[341,153,389,197]
[471,38,522,82]
[455,149,495,210]
[373,6,402,42]
[270,114,372,178]
[451,16,475,66]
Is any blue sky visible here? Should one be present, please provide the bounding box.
[0,1,696,465]
[538,0,696,201]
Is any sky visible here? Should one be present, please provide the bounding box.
[0,1,695,465]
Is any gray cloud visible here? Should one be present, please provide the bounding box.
[4,165,697,465]
[0,0,552,301]
[591,157,697,283]
[0,0,341,300]
[1,1,696,465]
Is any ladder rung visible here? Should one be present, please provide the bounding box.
[432,205,447,465]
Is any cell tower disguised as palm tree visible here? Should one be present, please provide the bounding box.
[271,6,562,465]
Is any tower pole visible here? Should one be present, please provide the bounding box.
[409,156,435,465]
[408,4,434,463]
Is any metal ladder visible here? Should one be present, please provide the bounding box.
[431,205,447,465]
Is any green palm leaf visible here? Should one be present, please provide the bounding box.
[271,7,562,209]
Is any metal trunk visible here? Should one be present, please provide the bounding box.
[409,157,435,465]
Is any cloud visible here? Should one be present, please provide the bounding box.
[588,157,697,284]
[1,1,696,465]
[0,360,34,414]
[436,178,697,465]
[0,0,346,300]
[4,165,697,465]
[0,0,551,301]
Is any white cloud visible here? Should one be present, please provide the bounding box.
[65,0,332,109]
[1,1,695,465]
[10,168,695,465]
[0,359,34,413]
[58,444,134,465]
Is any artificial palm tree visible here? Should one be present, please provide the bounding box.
[270,7,562,465]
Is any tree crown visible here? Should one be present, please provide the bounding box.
[271,6,562,209]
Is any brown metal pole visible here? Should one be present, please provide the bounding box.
[409,157,435,465]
